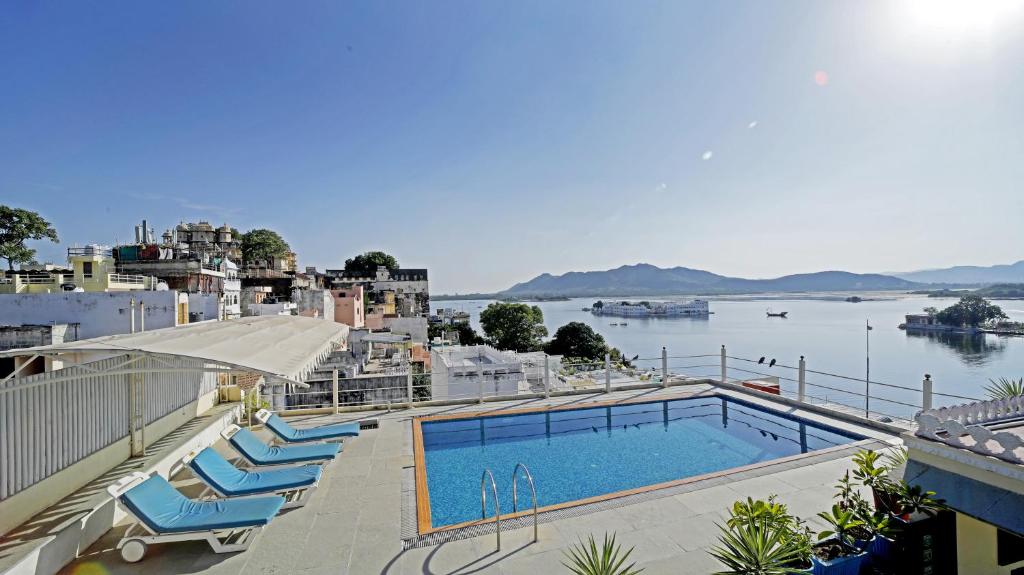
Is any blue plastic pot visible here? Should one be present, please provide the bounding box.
[868,534,896,564]
[811,539,868,575]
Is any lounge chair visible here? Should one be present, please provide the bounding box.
[182,447,322,508]
[256,409,360,443]
[107,471,284,563]
[222,424,340,467]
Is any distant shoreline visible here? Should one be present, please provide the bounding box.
[432,290,916,302]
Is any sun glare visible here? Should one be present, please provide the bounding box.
[903,0,1021,37]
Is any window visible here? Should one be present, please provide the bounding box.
[999,528,1024,566]
[82,262,93,279]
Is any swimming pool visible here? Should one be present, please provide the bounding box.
[415,395,864,529]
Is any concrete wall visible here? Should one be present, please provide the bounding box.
[384,316,428,343]
[292,288,335,321]
[187,292,221,322]
[956,514,1024,574]
[0,291,183,339]
[0,324,79,351]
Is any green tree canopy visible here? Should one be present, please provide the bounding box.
[239,229,290,266]
[428,322,485,346]
[936,295,1008,328]
[0,205,59,271]
[344,251,399,273]
[479,302,548,352]
[545,322,608,360]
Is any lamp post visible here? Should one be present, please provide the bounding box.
[865,319,873,418]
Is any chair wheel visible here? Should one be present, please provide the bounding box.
[121,539,148,563]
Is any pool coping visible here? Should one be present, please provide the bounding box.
[411,389,884,536]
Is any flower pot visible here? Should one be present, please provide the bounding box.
[868,534,896,565]
[871,486,902,515]
[811,539,868,575]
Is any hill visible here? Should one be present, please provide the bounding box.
[500,263,921,297]
[891,261,1024,284]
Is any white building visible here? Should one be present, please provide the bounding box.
[223,259,241,319]
[430,345,558,401]
[595,299,709,317]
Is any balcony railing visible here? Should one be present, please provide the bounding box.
[107,273,148,285]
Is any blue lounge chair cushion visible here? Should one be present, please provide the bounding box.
[120,475,285,534]
[231,427,340,465]
[189,448,322,496]
[265,413,360,442]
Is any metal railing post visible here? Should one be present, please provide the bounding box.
[605,353,611,393]
[139,301,145,332]
[332,369,339,414]
[922,374,933,411]
[543,356,550,398]
[720,345,727,384]
[478,364,485,404]
[661,347,668,387]
[406,369,414,407]
[798,356,806,402]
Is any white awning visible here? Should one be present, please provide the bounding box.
[0,316,348,384]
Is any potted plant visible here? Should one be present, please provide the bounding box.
[710,497,813,573]
[812,505,867,575]
[562,532,643,575]
[851,449,901,515]
[892,481,946,523]
[854,503,898,567]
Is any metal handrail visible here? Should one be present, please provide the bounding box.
[512,463,538,542]
[480,469,501,550]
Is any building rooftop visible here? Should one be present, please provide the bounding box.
[57,386,897,575]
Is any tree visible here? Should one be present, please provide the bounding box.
[922,307,938,316]
[479,302,547,352]
[935,295,1007,328]
[428,322,484,345]
[344,251,398,273]
[0,205,59,271]
[239,229,290,266]
[592,301,604,309]
[545,322,608,360]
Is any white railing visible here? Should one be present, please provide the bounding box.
[277,346,984,429]
[21,273,62,285]
[0,355,218,501]
[108,273,148,285]
[916,396,1024,464]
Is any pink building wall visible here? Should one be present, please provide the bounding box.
[331,286,365,328]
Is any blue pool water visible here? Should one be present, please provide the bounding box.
[420,396,863,527]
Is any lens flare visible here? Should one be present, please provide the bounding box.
[814,71,829,86]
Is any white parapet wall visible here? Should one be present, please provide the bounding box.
[0,291,185,339]
[1,397,239,575]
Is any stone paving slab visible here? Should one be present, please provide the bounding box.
[60,386,899,575]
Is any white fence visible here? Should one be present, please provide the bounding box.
[281,346,982,427]
[0,355,218,500]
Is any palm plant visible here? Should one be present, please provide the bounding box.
[710,518,809,575]
[563,533,643,575]
[881,447,908,471]
[817,504,864,549]
[984,377,1024,399]
[893,482,946,519]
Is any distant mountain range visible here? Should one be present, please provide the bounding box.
[500,263,923,297]
[889,261,1024,285]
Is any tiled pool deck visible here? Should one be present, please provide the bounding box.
[62,385,900,575]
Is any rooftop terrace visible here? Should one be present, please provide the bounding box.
[57,385,898,575]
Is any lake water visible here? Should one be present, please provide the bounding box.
[440,294,1024,417]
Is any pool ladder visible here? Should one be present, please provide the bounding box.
[480,463,539,551]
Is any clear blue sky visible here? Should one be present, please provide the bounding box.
[2,1,1023,293]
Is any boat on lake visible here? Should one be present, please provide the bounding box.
[766,309,788,318]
